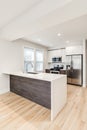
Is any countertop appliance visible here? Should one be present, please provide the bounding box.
[52,57,62,62]
[50,65,64,73]
[66,54,83,86]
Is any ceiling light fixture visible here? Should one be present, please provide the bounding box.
[66,40,70,43]
[38,39,41,42]
[57,33,61,37]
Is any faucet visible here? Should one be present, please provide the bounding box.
[25,61,34,72]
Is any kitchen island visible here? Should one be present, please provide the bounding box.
[5,72,67,120]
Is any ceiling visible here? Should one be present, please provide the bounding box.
[0,0,87,48]
[24,14,87,48]
[0,0,41,28]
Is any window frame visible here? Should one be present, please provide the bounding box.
[35,49,44,72]
[24,47,35,72]
[24,47,44,72]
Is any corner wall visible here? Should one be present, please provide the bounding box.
[0,39,23,94]
[0,39,48,94]
[83,40,87,87]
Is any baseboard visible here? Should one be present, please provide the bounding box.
[0,88,10,95]
[82,83,87,88]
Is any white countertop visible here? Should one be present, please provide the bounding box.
[4,72,66,82]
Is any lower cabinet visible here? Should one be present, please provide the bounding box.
[60,70,67,75]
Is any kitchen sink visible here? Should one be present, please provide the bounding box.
[27,72,38,74]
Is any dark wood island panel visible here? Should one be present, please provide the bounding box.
[10,75,51,109]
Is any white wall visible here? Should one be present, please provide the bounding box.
[13,39,48,71]
[0,39,48,94]
[0,40,23,74]
[0,39,23,94]
[83,40,87,87]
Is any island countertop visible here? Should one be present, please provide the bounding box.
[4,71,67,120]
[4,72,66,82]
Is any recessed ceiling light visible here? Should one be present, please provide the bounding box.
[66,40,70,43]
[57,33,61,37]
[38,39,41,42]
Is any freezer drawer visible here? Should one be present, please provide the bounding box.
[71,78,81,85]
[67,69,82,85]
[71,69,82,85]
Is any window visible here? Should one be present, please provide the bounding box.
[24,48,34,72]
[24,48,44,72]
[36,50,44,72]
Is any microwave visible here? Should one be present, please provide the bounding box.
[52,57,62,62]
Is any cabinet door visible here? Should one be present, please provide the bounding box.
[48,51,53,62]
[62,49,66,62]
[48,50,62,62]
[66,46,83,55]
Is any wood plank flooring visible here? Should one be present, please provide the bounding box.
[0,85,87,130]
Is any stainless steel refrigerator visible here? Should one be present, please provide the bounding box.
[66,54,83,86]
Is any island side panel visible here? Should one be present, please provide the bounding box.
[51,76,67,120]
[10,75,51,109]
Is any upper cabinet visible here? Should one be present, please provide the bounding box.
[47,48,66,63]
[66,46,83,55]
[47,45,83,64]
[61,49,66,63]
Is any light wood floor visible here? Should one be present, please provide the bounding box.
[0,85,87,130]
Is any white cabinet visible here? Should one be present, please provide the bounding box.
[66,46,83,55]
[47,46,83,69]
[61,49,66,63]
[48,51,53,62]
[48,49,66,63]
